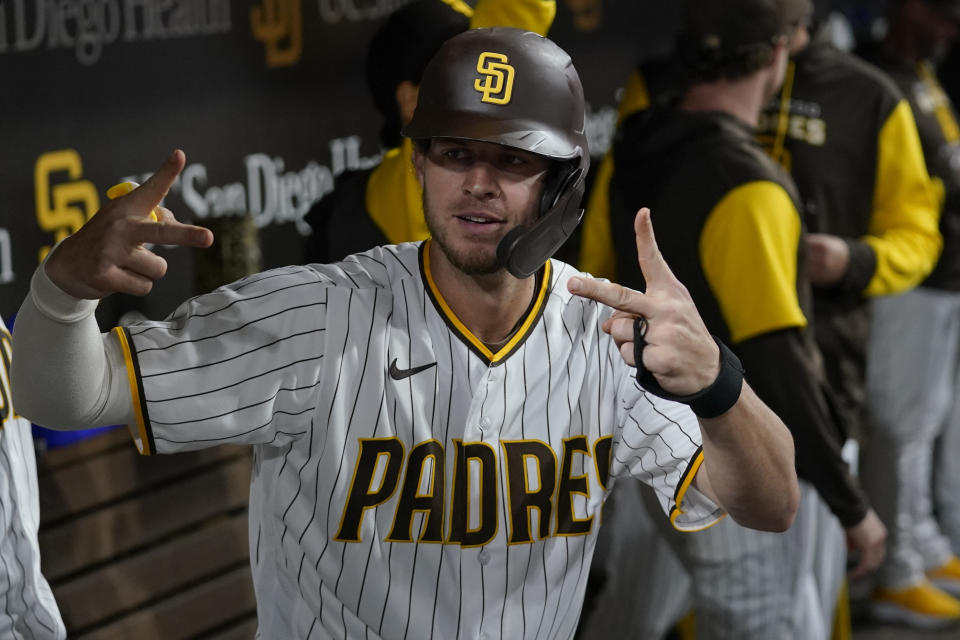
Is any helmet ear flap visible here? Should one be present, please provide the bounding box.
[497,165,586,279]
[539,160,579,216]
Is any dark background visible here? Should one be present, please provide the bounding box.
[0,0,938,325]
[0,0,684,324]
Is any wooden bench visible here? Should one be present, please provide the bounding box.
[37,427,258,639]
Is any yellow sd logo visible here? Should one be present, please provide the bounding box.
[251,0,303,68]
[474,52,515,105]
[34,150,99,264]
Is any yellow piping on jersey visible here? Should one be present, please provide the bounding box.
[918,61,960,143]
[769,60,796,167]
[422,239,551,364]
[111,327,153,456]
[0,330,17,425]
[669,447,725,532]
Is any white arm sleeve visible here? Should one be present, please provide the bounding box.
[11,262,135,430]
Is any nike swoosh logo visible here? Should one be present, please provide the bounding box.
[389,358,437,380]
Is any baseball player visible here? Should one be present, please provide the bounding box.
[11,28,799,639]
[856,0,960,626]
[303,0,555,264]
[749,9,943,632]
[579,4,946,638]
[0,317,66,639]
[583,1,877,638]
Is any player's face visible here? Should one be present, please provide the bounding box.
[414,138,551,275]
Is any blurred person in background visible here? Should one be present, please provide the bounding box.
[755,4,944,628]
[0,316,65,639]
[580,0,945,633]
[582,1,872,638]
[578,0,940,636]
[856,0,960,628]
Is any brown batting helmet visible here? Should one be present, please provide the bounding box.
[404,27,590,278]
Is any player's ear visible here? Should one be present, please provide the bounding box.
[411,140,428,187]
[395,81,420,128]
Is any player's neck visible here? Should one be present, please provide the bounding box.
[428,246,538,345]
[680,76,766,128]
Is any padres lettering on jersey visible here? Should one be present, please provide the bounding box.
[117,242,717,640]
[333,434,613,545]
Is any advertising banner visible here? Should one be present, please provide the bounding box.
[0,0,678,323]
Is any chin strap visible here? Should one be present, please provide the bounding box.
[496,167,584,279]
[632,317,744,418]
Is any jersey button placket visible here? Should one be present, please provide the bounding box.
[478,416,492,431]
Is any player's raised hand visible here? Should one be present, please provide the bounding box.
[568,208,720,396]
[44,150,214,300]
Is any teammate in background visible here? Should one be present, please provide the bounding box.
[581,2,945,636]
[10,28,799,639]
[757,11,942,459]
[856,0,960,626]
[0,317,65,639]
[585,8,942,450]
[303,0,555,264]
[752,7,943,630]
[589,0,882,638]
[578,57,688,282]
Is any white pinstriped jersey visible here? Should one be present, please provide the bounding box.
[114,242,721,640]
[0,320,65,639]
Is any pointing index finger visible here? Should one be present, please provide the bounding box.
[125,149,186,213]
[634,208,674,288]
[568,276,652,317]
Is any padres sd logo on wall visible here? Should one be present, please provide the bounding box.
[474,52,514,105]
[251,0,303,67]
[34,150,99,264]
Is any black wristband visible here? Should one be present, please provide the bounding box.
[633,318,744,418]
